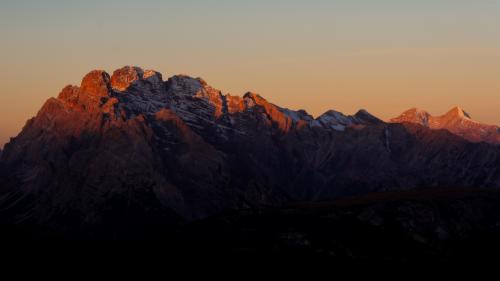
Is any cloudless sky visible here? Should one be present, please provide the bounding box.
[1,0,500,147]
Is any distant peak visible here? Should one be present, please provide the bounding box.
[444,106,471,119]
[354,109,383,124]
[355,109,369,115]
[323,109,345,116]
[390,107,433,126]
[389,106,500,144]
[405,107,427,114]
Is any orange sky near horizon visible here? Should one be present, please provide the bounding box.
[1,0,500,148]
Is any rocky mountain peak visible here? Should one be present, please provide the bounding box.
[314,108,383,131]
[80,70,111,99]
[166,75,205,97]
[354,109,384,124]
[444,106,471,120]
[391,108,432,126]
[392,106,500,144]
[405,107,431,116]
[110,66,143,91]
[111,66,163,92]
[243,92,266,106]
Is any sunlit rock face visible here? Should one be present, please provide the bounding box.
[392,107,500,144]
[111,66,142,91]
[111,66,163,92]
[1,66,500,238]
[81,70,111,99]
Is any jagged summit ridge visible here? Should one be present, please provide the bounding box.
[53,66,382,134]
[392,106,473,125]
[33,66,500,144]
[313,108,383,131]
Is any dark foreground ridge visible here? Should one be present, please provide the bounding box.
[3,188,500,267]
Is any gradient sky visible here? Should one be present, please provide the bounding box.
[1,0,500,147]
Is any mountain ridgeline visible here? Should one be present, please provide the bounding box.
[1,66,500,240]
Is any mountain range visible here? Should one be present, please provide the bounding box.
[391,106,500,144]
[1,66,500,240]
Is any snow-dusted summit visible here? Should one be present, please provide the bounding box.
[391,107,500,144]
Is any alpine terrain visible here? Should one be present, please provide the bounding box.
[1,67,500,259]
